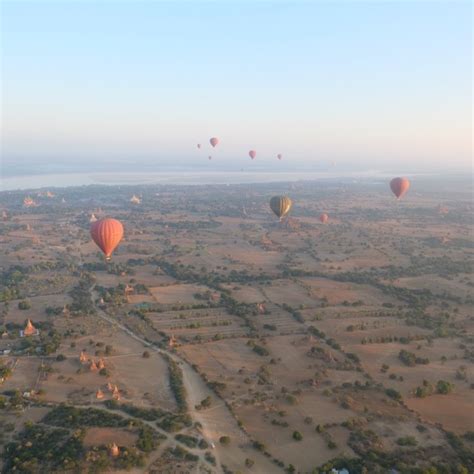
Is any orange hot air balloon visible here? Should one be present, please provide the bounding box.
[249,150,256,160]
[210,137,219,147]
[319,213,329,224]
[277,154,282,160]
[90,218,124,260]
[390,177,410,199]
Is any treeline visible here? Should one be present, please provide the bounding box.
[163,355,188,412]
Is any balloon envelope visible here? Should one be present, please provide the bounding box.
[249,150,256,160]
[390,177,410,199]
[270,196,292,219]
[210,137,219,147]
[319,213,329,224]
[197,144,201,149]
[208,156,212,160]
[277,154,282,160]
[90,218,124,260]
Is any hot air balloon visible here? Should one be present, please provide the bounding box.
[319,213,329,224]
[197,144,201,149]
[210,137,219,148]
[90,218,124,261]
[249,150,256,160]
[390,177,410,199]
[208,156,212,160]
[277,154,282,160]
[269,196,292,221]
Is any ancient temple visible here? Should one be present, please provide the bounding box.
[20,319,39,337]
[109,443,120,457]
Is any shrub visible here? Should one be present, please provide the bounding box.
[436,380,454,394]
[385,388,402,401]
[292,431,303,441]
[219,436,231,446]
[18,300,31,310]
[245,458,255,468]
[397,436,418,447]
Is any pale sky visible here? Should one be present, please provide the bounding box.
[1,1,472,172]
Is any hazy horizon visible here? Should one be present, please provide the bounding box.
[1,1,472,176]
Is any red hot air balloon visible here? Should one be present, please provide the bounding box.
[390,177,410,199]
[249,150,256,160]
[210,137,219,148]
[277,154,282,160]
[319,213,329,224]
[90,218,124,260]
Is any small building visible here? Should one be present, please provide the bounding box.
[20,320,39,338]
[169,334,177,348]
[23,197,38,208]
[109,443,120,457]
[96,389,105,400]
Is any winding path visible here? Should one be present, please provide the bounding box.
[91,289,280,473]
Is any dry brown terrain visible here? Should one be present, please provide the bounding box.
[0,178,473,473]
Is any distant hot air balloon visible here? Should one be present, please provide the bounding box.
[210,137,219,148]
[249,150,256,160]
[390,177,410,199]
[319,213,329,224]
[208,156,212,160]
[277,154,282,160]
[197,144,201,149]
[270,196,292,221]
[90,218,124,261]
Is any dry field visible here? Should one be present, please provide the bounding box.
[1,178,473,473]
[83,427,138,447]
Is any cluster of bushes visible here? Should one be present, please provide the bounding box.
[252,344,270,357]
[136,424,164,453]
[166,445,199,462]
[282,304,304,324]
[195,395,211,410]
[412,379,456,398]
[68,274,96,314]
[399,349,429,367]
[157,412,192,432]
[104,400,166,421]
